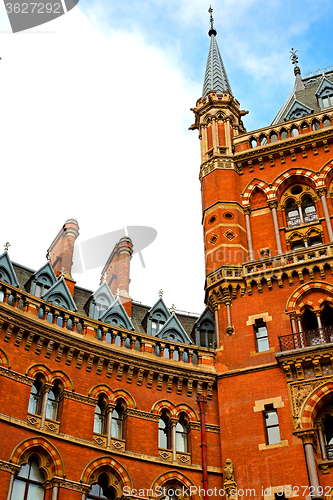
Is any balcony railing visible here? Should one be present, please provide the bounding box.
[278,326,333,352]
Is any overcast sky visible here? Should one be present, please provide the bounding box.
[0,0,332,315]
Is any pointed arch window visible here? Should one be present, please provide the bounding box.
[176,416,188,453]
[28,379,43,415]
[158,412,171,449]
[88,474,116,500]
[11,457,45,500]
[302,197,318,224]
[94,397,107,435]
[286,200,300,228]
[46,384,60,421]
[111,401,124,439]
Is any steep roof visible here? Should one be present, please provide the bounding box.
[271,69,333,125]
[202,33,232,98]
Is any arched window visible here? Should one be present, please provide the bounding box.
[312,120,320,131]
[291,126,299,137]
[111,401,124,439]
[88,474,116,500]
[46,384,60,421]
[302,306,318,331]
[11,457,45,500]
[321,303,333,328]
[259,134,267,146]
[28,379,42,415]
[176,416,188,453]
[250,137,257,148]
[302,197,318,224]
[323,117,331,128]
[158,411,171,449]
[94,396,107,435]
[286,200,300,228]
[280,129,288,140]
[270,132,278,143]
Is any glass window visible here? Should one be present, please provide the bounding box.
[176,418,188,453]
[286,201,300,228]
[88,475,115,499]
[46,386,59,421]
[94,398,106,434]
[302,198,318,224]
[11,458,45,500]
[312,120,320,131]
[158,416,170,449]
[264,407,281,445]
[280,129,288,140]
[255,321,269,352]
[111,405,123,439]
[28,380,42,415]
[291,127,299,137]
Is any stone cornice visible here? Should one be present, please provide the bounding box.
[0,459,20,475]
[217,362,278,378]
[126,409,160,422]
[0,365,33,386]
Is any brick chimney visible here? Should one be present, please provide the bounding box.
[47,218,79,297]
[100,237,133,317]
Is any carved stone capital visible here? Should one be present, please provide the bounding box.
[226,325,235,336]
[317,187,327,198]
[243,206,251,216]
[0,460,21,475]
[293,428,317,446]
[268,199,278,210]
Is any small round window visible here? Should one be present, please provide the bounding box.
[208,216,216,225]
[291,185,303,195]
[223,212,234,220]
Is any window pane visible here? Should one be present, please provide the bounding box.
[26,483,45,500]
[111,418,122,439]
[176,432,187,452]
[18,463,31,479]
[267,425,281,445]
[257,337,269,352]
[266,410,279,426]
[159,428,168,448]
[29,459,45,482]
[11,479,26,499]
[94,413,105,434]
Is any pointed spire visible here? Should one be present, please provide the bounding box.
[202,6,232,98]
[290,48,305,91]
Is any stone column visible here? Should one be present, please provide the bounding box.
[290,314,299,349]
[171,420,177,462]
[40,385,51,429]
[244,207,254,260]
[317,424,327,460]
[51,485,59,500]
[318,188,333,242]
[268,200,283,254]
[214,308,220,348]
[296,430,323,500]
[297,201,305,224]
[5,473,15,500]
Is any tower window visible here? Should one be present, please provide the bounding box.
[263,406,281,445]
[255,320,269,352]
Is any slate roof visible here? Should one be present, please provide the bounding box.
[271,70,333,125]
[202,33,232,98]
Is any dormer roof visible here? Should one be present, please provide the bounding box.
[0,252,19,287]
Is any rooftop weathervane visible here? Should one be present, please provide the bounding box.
[290,48,301,76]
[208,5,217,37]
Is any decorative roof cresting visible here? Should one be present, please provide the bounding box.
[202,6,232,98]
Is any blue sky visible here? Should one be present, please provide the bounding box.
[0,0,332,314]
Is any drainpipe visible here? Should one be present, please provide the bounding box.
[197,395,208,500]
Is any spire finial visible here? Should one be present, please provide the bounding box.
[208,5,217,37]
[4,242,10,252]
[159,289,163,298]
[290,48,301,76]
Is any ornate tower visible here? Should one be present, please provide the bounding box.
[192,9,333,497]
[190,8,248,342]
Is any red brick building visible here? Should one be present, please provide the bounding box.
[1,11,333,500]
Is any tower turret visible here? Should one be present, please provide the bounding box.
[190,8,248,339]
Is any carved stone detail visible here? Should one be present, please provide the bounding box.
[45,340,54,358]
[86,354,94,372]
[0,460,20,475]
[96,357,104,375]
[25,332,34,350]
[177,377,183,395]
[4,324,14,342]
[55,344,64,362]
[137,368,144,386]
[35,336,44,355]
[157,373,163,391]
[147,370,154,388]
[159,450,172,461]
[106,360,114,378]
[116,363,124,381]
[66,348,74,365]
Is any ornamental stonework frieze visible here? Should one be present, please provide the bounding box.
[0,459,20,475]
[199,157,236,181]
[0,365,33,386]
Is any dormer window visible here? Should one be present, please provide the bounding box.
[315,77,333,110]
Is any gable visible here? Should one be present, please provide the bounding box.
[42,278,77,311]
[315,77,333,109]
[0,252,19,287]
[157,314,193,345]
[100,297,134,330]
[147,297,171,335]
[91,281,115,319]
[31,262,57,295]
[283,99,313,121]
